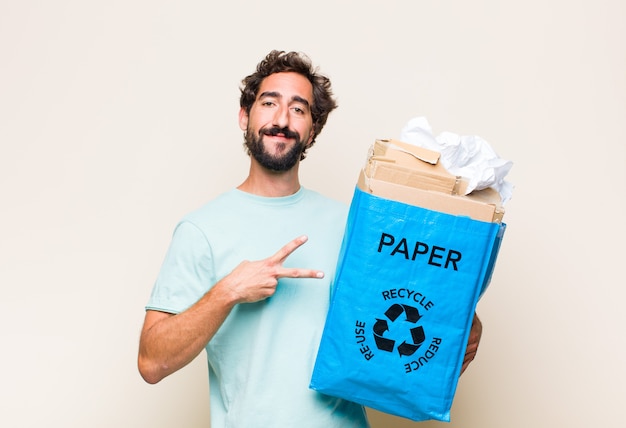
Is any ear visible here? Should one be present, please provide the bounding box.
[306,127,315,145]
[238,107,249,131]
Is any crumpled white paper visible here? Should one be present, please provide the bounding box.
[400,116,514,204]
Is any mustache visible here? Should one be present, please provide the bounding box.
[261,126,299,140]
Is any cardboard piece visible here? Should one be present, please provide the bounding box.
[361,139,504,223]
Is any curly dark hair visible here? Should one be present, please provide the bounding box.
[240,50,338,158]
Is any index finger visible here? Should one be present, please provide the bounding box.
[277,267,325,279]
[269,235,309,264]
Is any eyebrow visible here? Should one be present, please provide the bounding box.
[259,91,311,108]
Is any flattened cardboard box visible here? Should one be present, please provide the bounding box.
[359,170,504,223]
[367,138,467,195]
[364,139,504,223]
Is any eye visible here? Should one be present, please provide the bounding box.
[291,104,310,115]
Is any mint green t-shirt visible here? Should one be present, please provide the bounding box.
[147,187,370,428]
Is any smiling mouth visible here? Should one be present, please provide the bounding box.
[263,126,298,140]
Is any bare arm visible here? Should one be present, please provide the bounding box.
[137,286,235,384]
[138,235,324,384]
[460,312,483,375]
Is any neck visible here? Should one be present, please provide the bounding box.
[237,160,301,197]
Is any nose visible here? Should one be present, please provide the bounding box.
[272,104,289,128]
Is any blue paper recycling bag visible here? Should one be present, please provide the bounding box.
[310,186,505,422]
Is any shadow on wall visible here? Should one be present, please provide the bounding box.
[367,408,444,427]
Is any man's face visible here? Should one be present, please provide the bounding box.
[239,72,314,172]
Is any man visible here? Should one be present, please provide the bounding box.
[138,50,482,427]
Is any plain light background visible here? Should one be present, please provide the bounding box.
[1,1,624,427]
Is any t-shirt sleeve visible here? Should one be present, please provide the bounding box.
[145,220,215,314]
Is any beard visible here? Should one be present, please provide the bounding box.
[244,126,306,172]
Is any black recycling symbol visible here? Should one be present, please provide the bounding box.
[373,303,426,356]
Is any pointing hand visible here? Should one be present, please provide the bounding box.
[224,235,324,304]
